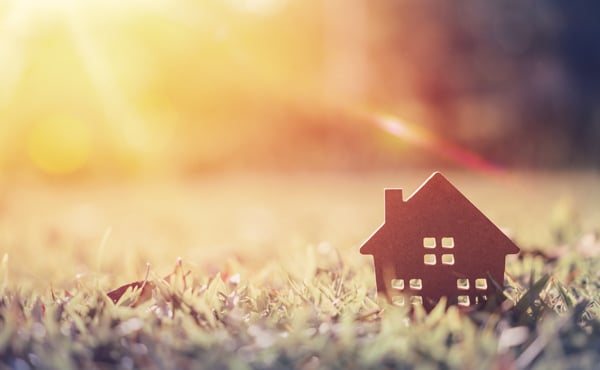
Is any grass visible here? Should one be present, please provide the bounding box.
[0,171,599,369]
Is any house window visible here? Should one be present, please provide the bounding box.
[424,254,436,265]
[441,254,455,265]
[456,278,469,290]
[410,296,423,304]
[475,278,488,290]
[423,237,436,249]
[441,237,455,248]
[458,295,470,306]
[474,295,489,305]
[391,279,405,290]
[392,296,405,306]
[409,278,422,290]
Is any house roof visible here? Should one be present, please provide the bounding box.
[360,172,520,256]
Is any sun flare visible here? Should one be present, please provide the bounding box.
[372,113,504,175]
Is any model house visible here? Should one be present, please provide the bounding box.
[360,172,520,311]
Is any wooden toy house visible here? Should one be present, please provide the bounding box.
[360,172,520,311]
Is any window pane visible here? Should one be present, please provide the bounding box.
[424,254,436,265]
[475,295,489,305]
[475,278,488,290]
[456,278,469,290]
[423,237,436,248]
[441,254,455,265]
[410,296,423,304]
[392,296,405,306]
[391,279,404,290]
[441,237,455,248]
[458,295,470,306]
[409,278,422,290]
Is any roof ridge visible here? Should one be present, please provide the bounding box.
[405,171,454,202]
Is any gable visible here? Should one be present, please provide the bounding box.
[360,172,520,256]
[404,173,519,255]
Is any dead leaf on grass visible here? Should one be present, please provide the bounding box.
[107,280,155,306]
[107,258,192,306]
[107,263,153,306]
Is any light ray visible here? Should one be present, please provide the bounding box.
[0,0,38,166]
[372,113,505,175]
[0,0,32,106]
[62,4,152,159]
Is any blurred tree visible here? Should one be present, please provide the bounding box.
[553,0,600,164]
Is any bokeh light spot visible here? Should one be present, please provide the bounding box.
[27,115,92,175]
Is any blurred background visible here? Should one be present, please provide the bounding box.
[1,0,599,284]
[1,0,600,178]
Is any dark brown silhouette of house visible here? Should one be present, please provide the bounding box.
[360,172,520,311]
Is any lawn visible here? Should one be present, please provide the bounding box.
[1,170,599,369]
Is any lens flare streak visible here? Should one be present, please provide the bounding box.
[373,113,504,175]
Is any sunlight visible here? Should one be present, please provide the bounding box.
[374,114,429,145]
[63,9,146,145]
[24,0,74,12]
[2,0,169,174]
[0,0,32,106]
[27,115,92,175]
[373,113,504,175]
[228,0,286,15]
[0,0,333,175]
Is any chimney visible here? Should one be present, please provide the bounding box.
[385,188,403,221]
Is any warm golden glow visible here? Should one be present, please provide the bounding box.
[372,113,503,175]
[0,0,507,176]
[0,0,325,176]
[27,115,92,175]
[228,0,285,14]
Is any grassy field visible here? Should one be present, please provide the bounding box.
[1,170,599,369]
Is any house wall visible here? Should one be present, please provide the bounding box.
[369,174,517,309]
[375,226,507,308]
